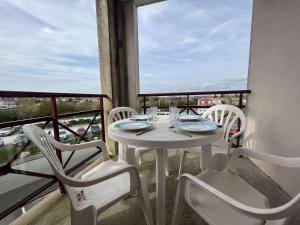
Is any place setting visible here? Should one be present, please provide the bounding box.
[169,107,222,138]
[112,105,223,140]
[114,107,158,136]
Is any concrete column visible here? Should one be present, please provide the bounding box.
[96,0,140,155]
[96,0,162,155]
[123,0,140,109]
[96,0,118,155]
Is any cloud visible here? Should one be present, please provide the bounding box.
[138,0,253,93]
[0,0,100,93]
[0,0,252,94]
[140,75,248,93]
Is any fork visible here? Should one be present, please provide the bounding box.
[172,130,193,137]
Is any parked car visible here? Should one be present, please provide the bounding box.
[18,126,24,134]
[0,127,15,136]
[76,128,86,137]
[59,129,68,140]
[61,120,70,127]
[0,137,3,146]
[13,134,29,147]
[90,124,101,134]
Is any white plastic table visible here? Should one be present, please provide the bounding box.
[108,117,223,225]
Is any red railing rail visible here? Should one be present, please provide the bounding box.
[0,90,108,220]
[138,89,251,97]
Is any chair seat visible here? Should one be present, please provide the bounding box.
[185,169,269,225]
[69,160,131,212]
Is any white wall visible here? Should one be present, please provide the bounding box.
[246,0,300,196]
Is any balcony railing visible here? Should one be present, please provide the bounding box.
[0,89,251,222]
[0,91,108,220]
[138,90,251,114]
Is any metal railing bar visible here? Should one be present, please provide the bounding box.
[63,111,99,169]
[0,179,57,220]
[189,107,199,115]
[0,116,52,129]
[138,89,251,97]
[99,97,105,142]
[0,110,102,129]
[58,109,101,119]
[57,122,81,137]
[63,151,75,170]
[9,169,57,180]
[142,105,246,109]
[0,90,108,98]
[179,107,186,114]
[65,149,102,175]
[236,93,244,147]
[79,112,99,141]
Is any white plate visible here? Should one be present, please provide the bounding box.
[178,114,206,122]
[115,121,151,131]
[175,121,218,133]
[130,114,149,121]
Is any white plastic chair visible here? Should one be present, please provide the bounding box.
[108,107,153,167]
[172,147,300,225]
[23,124,153,225]
[178,104,247,174]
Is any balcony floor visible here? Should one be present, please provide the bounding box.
[11,151,293,225]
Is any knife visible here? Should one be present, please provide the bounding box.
[136,127,154,136]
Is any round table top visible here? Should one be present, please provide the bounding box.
[108,116,223,149]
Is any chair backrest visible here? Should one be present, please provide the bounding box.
[108,107,137,124]
[23,124,65,177]
[202,104,246,142]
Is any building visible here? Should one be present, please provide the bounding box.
[0,97,16,109]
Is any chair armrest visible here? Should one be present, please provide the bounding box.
[230,147,300,168]
[50,140,110,160]
[57,161,139,188]
[180,173,298,220]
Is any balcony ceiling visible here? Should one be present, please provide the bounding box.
[135,0,166,7]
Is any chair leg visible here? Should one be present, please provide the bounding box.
[178,151,188,178]
[164,151,169,176]
[135,149,142,167]
[138,177,154,225]
[125,148,138,166]
[212,153,230,172]
[171,181,185,225]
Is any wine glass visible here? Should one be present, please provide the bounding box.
[169,106,179,126]
[146,108,154,123]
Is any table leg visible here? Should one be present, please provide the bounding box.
[118,142,124,161]
[200,144,212,171]
[156,149,166,225]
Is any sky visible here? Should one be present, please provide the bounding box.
[0,0,253,94]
